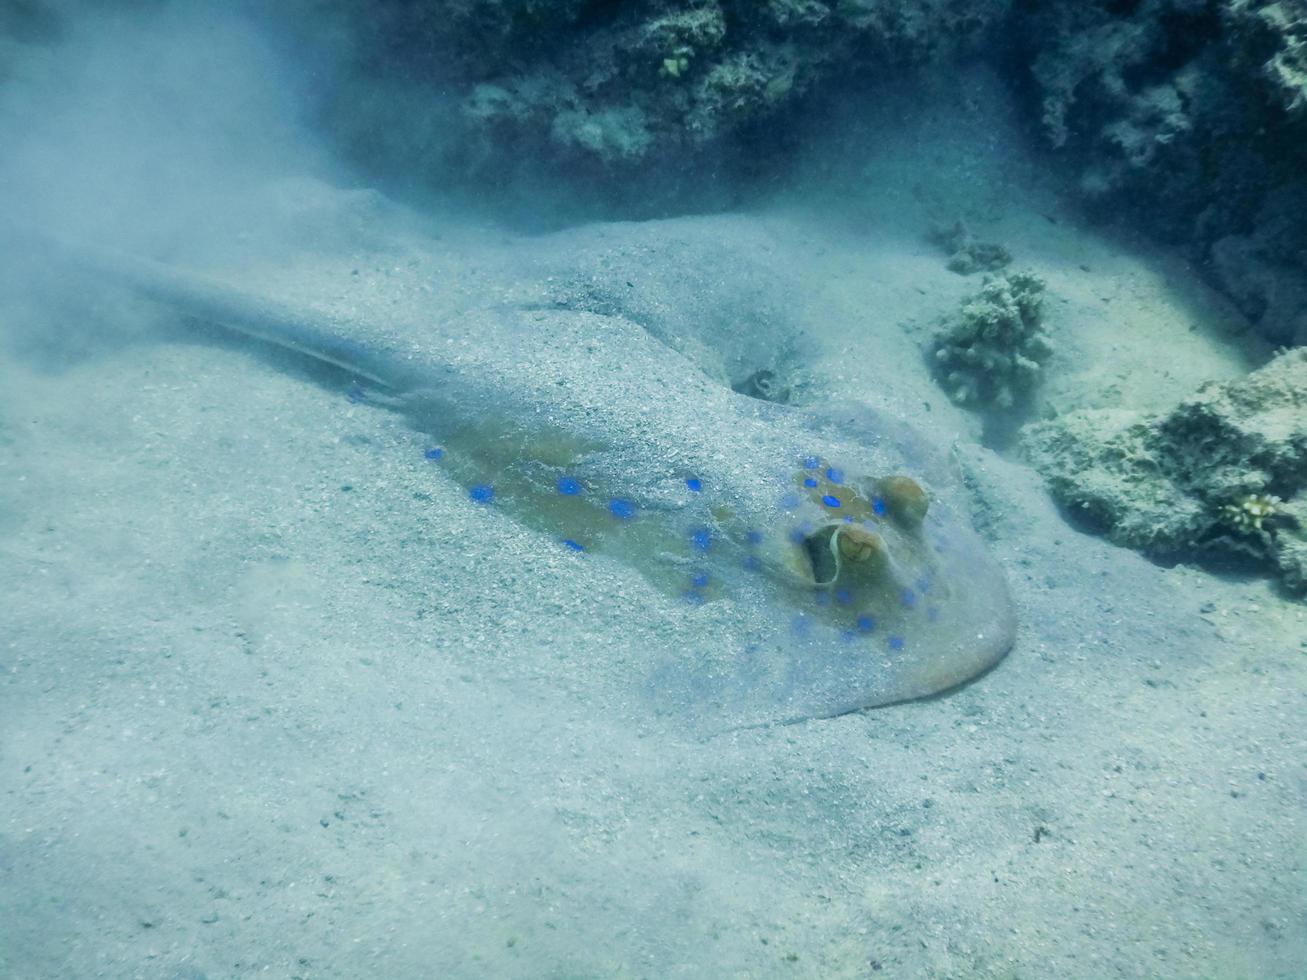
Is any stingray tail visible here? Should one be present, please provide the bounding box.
[7,224,409,392]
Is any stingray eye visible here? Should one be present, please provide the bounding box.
[876,476,929,529]
[835,525,887,566]
[800,523,893,587]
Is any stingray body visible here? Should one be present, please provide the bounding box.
[45,236,1016,725]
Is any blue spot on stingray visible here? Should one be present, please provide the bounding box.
[802,456,820,469]
[788,527,807,545]
[690,528,712,552]
[346,385,367,404]
[424,447,444,460]
[822,494,842,508]
[778,492,801,511]
[813,589,831,607]
[746,529,764,546]
[562,539,585,552]
[682,590,704,606]
[843,516,854,523]
[691,571,710,589]
[469,485,494,504]
[840,629,858,643]
[557,476,582,496]
[834,588,852,605]
[856,614,876,633]
[742,555,762,572]
[888,636,905,651]
[900,588,917,609]
[803,477,818,488]
[609,499,636,519]
[685,477,702,493]
[916,575,932,593]
[791,614,811,636]
[826,467,845,484]
[872,497,887,516]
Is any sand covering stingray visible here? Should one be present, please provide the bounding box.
[34,228,1016,726]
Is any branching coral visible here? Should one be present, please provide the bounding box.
[930,270,1052,409]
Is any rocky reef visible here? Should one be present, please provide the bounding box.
[1022,349,1307,593]
[290,0,1011,201]
[930,271,1052,410]
[1012,0,1307,347]
[269,1,1307,344]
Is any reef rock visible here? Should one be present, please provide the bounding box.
[294,0,1009,187]
[1014,0,1307,346]
[1022,348,1307,593]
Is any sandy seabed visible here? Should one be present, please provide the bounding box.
[1,78,1304,979]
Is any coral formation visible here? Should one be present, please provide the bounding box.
[927,220,1012,275]
[1022,348,1307,593]
[1220,493,1285,534]
[1013,0,1307,346]
[251,2,1307,345]
[293,0,1010,185]
[930,271,1051,409]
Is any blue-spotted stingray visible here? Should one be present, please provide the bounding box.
[39,233,1016,726]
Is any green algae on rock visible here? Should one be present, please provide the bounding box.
[1022,348,1307,594]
